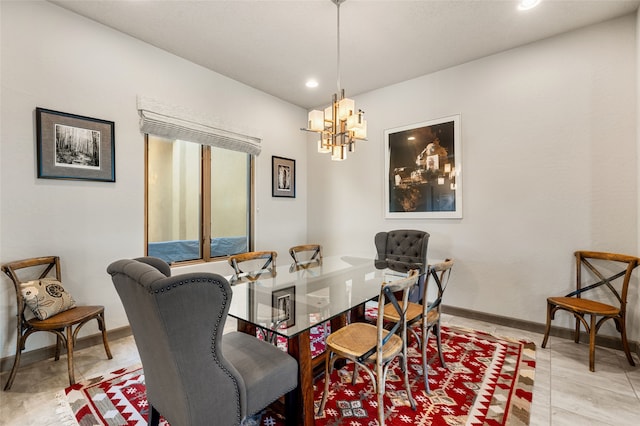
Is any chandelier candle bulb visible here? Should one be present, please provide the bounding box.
[353,119,367,139]
[324,105,333,123]
[346,110,365,131]
[331,144,347,161]
[308,110,324,131]
[337,97,355,121]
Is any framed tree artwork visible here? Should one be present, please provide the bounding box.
[36,107,115,182]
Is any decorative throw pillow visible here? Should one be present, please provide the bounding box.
[20,278,76,320]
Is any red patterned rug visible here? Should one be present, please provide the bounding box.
[57,325,535,425]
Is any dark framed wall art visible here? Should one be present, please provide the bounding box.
[384,115,461,218]
[36,107,115,182]
[272,155,295,198]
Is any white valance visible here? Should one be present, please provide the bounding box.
[137,96,262,156]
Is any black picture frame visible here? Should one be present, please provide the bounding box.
[272,155,295,198]
[36,107,115,182]
[272,286,295,328]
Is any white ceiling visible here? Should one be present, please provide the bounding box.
[49,0,640,109]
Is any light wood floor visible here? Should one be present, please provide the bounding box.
[1,314,639,425]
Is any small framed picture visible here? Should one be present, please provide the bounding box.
[272,286,295,327]
[36,107,115,182]
[272,156,295,198]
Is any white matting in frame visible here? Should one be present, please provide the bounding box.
[384,115,461,219]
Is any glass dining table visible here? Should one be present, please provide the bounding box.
[227,255,417,426]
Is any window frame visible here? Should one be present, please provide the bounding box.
[144,134,254,265]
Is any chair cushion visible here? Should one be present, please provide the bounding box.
[222,332,298,417]
[20,278,76,320]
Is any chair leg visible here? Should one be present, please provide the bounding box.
[352,363,359,385]
[434,323,446,368]
[317,351,333,416]
[588,314,597,372]
[408,325,421,353]
[616,318,636,367]
[3,332,24,391]
[284,388,298,426]
[401,326,416,410]
[541,302,553,348]
[376,360,385,426]
[148,405,160,426]
[422,325,430,394]
[401,358,416,410]
[97,313,113,359]
[66,326,75,386]
[574,312,585,343]
[54,334,62,361]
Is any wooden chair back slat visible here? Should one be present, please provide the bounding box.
[228,250,277,276]
[289,244,322,265]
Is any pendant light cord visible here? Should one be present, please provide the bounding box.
[336,0,341,94]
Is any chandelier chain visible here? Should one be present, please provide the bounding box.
[336,0,341,94]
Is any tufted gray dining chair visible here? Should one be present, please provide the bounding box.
[374,229,429,302]
[107,257,298,426]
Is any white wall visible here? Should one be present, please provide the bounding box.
[0,1,308,357]
[1,1,638,361]
[308,15,639,341]
[636,6,640,350]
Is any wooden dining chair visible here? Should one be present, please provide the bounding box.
[382,259,454,393]
[228,251,277,277]
[228,251,280,344]
[542,251,640,372]
[289,244,322,265]
[2,256,112,390]
[289,244,329,351]
[317,270,419,426]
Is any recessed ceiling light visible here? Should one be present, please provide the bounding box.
[305,79,319,88]
[518,0,541,11]
[407,136,416,141]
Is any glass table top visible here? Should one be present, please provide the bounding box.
[226,256,414,338]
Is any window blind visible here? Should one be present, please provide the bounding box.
[137,96,261,156]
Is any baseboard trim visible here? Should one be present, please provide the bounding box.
[3,307,639,373]
[442,305,640,354]
[0,326,132,373]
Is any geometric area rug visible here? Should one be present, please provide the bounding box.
[56,325,536,426]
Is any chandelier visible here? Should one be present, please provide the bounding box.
[301,0,367,161]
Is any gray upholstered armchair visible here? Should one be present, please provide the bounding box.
[107,257,298,426]
[374,229,429,302]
